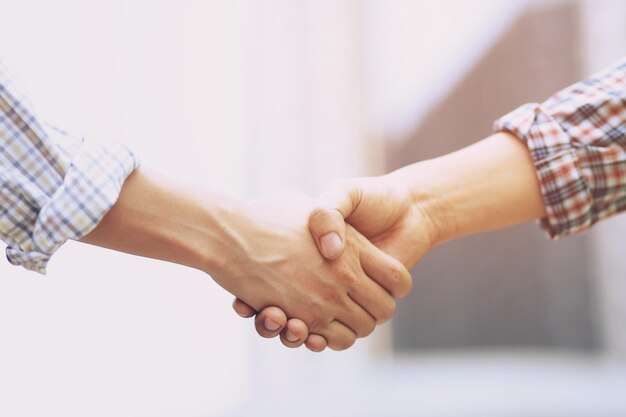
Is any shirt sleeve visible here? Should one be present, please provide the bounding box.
[493,57,626,238]
[0,61,139,274]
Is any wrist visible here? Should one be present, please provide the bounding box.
[387,159,458,249]
[386,132,545,248]
[194,194,255,279]
[80,168,250,279]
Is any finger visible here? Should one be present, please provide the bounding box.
[305,334,328,352]
[316,321,357,351]
[347,267,397,324]
[232,298,256,318]
[254,307,288,338]
[278,319,309,348]
[354,230,413,299]
[338,295,377,338]
[308,180,359,260]
[309,209,346,260]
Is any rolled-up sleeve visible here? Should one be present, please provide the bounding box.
[0,61,138,274]
[494,57,626,238]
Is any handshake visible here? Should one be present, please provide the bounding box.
[84,132,544,352]
[221,173,434,353]
[213,131,544,352]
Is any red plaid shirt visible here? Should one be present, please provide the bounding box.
[494,57,626,238]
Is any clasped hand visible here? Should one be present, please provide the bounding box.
[230,174,435,352]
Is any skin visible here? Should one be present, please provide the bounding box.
[78,167,412,351]
[234,132,548,351]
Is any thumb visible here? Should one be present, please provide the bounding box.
[308,181,359,260]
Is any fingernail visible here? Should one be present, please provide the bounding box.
[285,330,299,342]
[264,317,281,331]
[320,232,342,258]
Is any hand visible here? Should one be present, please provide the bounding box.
[225,190,411,351]
[78,168,405,351]
[233,175,433,350]
[307,174,434,268]
[238,132,549,349]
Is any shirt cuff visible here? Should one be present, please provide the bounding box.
[5,132,139,274]
[494,103,593,239]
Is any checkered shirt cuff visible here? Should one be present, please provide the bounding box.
[493,57,626,238]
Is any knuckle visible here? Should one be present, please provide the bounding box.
[306,304,333,334]
[307,305,325,326]
[332,336,356,351]
[387,264,402,288]
[379,299,397,323]
[402,272,414,297]
[280,336,300,348]
[308,319,324,334]
[388,261,411,298]
[255,322,275,338]
[359,319,376,338]
[322,283,347,305]
[336,263,358,287]
[309,206,331,225]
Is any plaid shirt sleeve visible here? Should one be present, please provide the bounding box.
[494,57,626,238]
[0,60,139,274]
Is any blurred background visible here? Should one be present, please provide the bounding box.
[0,0,625,416]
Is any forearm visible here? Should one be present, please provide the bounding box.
[80,167,407,345]
[391,132,547,246]
[79,167,244,278]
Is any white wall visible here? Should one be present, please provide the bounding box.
[0,1,376,416]
[0,1,252,416]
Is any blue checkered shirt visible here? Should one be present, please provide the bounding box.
[0,60,138,274]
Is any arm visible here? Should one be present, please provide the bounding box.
[233,132,544,347]
[80,167,411,351]
[242,57,626,345]
[392,131,546,252]
[0,59,410,352]
[309,57,626,262]
[80,167,240,278]
[304,131,546,269]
